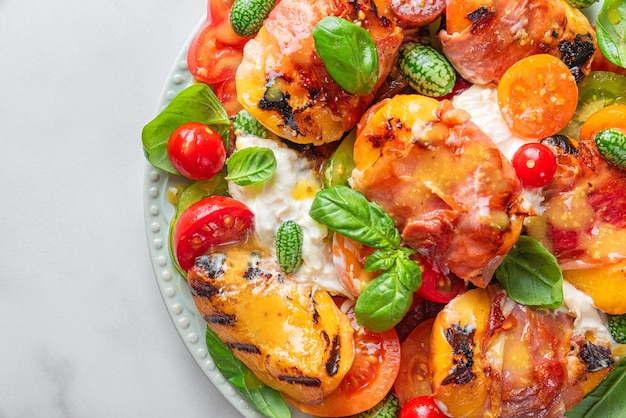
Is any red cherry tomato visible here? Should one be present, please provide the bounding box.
[416,258,467,304]
[400,396,447,418]
[511,142,557,189]
[173,196,254,271]
[167,122,226,181]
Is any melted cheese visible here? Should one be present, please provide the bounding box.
[228,135,349,296]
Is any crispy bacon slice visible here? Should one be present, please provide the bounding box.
[439,0,597,85]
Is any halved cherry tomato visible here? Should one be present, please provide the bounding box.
[187,22,245,85]
[390,0,445,27]
[511,142,557,188]
[394,318,434,406]
[173,196,254,271]
[400,396,447,418]
[167,122,226,181]
[498,54,578,139]
[416,258,467,304]
[286,308,401,417]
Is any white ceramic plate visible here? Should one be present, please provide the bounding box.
[144,3,607,417]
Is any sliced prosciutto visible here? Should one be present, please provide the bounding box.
[351,95,530,287]
[430,286,615,417]
[526,134,626,270]
[439,0,598,85]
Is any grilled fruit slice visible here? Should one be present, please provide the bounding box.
[430,286,615,417]
[235,0,402,145]
[187,246,355,404]
[439,0,597,85]
[351,95,529,287]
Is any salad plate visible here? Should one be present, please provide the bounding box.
[144,1,624,417]
[143,25,265,418]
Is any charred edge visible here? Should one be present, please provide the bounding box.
[468,6,494,35]
[190,282,219,299]
[228,342,262,355]
[259,78,300,134]
[202,313,236,326]
[311,293,320,325]
[578,341,614,373]
[558,34,595,84]
[278,375,322,387]
[367,116,404,149]
[195,255,226,279]
[325,334,342,377]
[541,134,579,155]
[442,323,477,385]
[244,266,263,280]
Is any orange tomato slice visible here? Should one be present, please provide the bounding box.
[497,54,578,139]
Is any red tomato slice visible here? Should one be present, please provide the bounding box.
[187,22,245,85]
[394,318,434,406]
[416,258,467,304]
[213,76,243,117]
[173,196,254,271]
[286,308,401,417]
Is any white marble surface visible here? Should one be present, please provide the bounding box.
[0,0,242,416]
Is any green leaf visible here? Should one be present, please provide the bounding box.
[142,84,230,174]
[596,0,626,68]
[309,186,400,249]
[225,146,277,186]
[354,269,415,332]
[205,326,291,418]
[494,235,563,309]
[566,357,626,417]
[364,248,398,272]
[312,16,379,95]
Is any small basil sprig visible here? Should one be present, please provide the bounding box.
[225,146,277,186]
[312,16,379,95]
[204,326,292,418]
[494,235,563,309]
[596,0,626,69]
[309,186,421,332]
[142,84,231,174]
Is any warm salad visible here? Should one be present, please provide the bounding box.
[142,0,626,416]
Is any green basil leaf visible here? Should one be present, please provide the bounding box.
[312,16,379,95]
[142,84,230,174]
[205,326,291,418]
[225,147,277,186]
[309,186,400,249]
[364,248,397,272]
[354,269,415,332]
[566,357,626,417]
[596,0,626,68]
[394,248,421,290]
[494,235,563,309]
